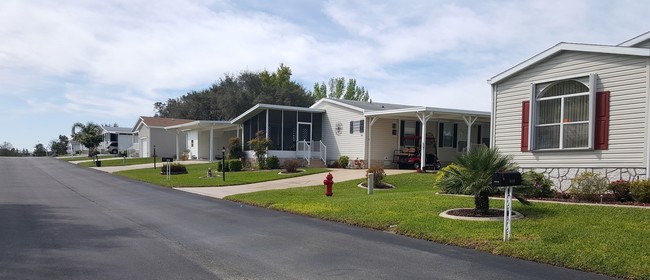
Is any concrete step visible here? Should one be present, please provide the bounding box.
[308,159,326,168]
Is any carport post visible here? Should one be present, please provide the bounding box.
[209,126,214,162]
[367,117,378,168]
[416,112,432,170]
[463,116,478,153]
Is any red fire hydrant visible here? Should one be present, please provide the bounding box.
[323,172,334,196]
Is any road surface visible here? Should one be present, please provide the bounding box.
[0,157,616,279]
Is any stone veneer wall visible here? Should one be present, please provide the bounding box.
[520,167,646,192]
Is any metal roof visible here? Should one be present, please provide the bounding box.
[230,104,325,124]
[164,120,235,131]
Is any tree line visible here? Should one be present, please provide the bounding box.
[153,64,371,120]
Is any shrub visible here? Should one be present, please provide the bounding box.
[338,156,350,169]
[227,159,243,172]
[328,161,341,168]
[608,179,633,202]
[266,156,280,169]
[434,163,469,194]
[248,130,272,169]
[520,170,554,198]
[568,171,608,201]
[216,160,229,172]
[228,137,243,160]
[161,163,187,174]
[283,159,301,173]
[365,167,386,187]
[629,179,650,203]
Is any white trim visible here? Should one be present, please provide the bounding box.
[618,31,650,47]
[231,103,324,124]
[645,58,650,175]
[588,73,597,150]
[364,106,490,118]
[311,98,365,113]
[489,43,650,84]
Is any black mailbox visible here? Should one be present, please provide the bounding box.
[492,172,521,187]
[161,157,174,163]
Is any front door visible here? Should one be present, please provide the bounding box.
[298,123,311,142]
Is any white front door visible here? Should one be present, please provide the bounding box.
[141,140,148,157]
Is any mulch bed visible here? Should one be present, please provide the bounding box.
[446,208,504,217]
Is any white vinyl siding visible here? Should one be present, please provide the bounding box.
[368,118,399,167]
[493,51,648,168]
[312,102,365,163]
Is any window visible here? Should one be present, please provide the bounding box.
[349,120,365,134]
[391,123,397,136]
[531,76,593,150]
[438,122,457,148]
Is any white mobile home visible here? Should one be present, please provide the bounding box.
[489,31,650,190]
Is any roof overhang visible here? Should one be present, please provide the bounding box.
[489,43,650,84]
[364,106,490,121]
[618,31,650,47]
[231,104,325,124]
[310,98,365,112]
[165,120,235,132]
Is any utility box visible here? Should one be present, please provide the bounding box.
[492,172,521,187]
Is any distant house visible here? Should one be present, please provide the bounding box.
[225,99,490,168]
[164,120,237,160]
[131,117,193,158]
[99,126,135,154]
[488,31,650,189]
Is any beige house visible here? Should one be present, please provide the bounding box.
[131,117,192,158]
[489,31,650,190]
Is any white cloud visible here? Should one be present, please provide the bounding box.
[2,0,650,149]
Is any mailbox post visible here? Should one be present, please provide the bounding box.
[492,172,521,241]
[162,157,173,181]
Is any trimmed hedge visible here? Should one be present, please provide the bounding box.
[216,159,243,172]
[630,179,650,203]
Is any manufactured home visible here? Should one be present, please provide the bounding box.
[489,31,650,189]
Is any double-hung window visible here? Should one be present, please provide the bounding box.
[530,75,596,150]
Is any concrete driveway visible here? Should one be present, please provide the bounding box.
[176,168,414,199]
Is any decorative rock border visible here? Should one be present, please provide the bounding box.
[439,208,524,221]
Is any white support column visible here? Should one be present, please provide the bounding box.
[209,126,215,162]
[463,115,478,153]
[175,132,179,160]
[367,117,378,168]
[416,112,432,170]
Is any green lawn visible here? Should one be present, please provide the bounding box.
[77,157,160,167]
[115,163,329,187]
[227,173,650,280]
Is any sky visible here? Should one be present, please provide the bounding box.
[1,0,649,151]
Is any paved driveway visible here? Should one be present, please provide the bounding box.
[176,168,413,198]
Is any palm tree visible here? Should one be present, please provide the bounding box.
[71,122,103,159]
[435,146,518,215]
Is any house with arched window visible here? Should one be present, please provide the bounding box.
[489,31,650,190]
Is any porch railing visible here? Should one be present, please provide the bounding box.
[297,140,327,166]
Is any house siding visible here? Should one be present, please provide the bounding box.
[493,51,648,169]
[149,128,185,158]
[368,118,399,168]
[312,102,365,165]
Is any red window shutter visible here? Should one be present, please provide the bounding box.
[594,91,610,150]
[521,101,530,152]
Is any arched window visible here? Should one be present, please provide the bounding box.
[533,77,592,150]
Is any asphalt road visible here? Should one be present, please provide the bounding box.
[0,157,616,279]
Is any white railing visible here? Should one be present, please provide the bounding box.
[297,140,311,163]
[297,140,327,166]
[319,141,327,165]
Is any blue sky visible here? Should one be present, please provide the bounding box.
[1,0,649,151]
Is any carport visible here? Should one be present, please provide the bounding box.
[363,106,491,169]
[165,121,237,161]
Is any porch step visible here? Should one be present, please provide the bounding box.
[307,159,326,168]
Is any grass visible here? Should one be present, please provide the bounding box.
[227,172,650,280]
[77,157,161,167]
[115,163,329,187]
